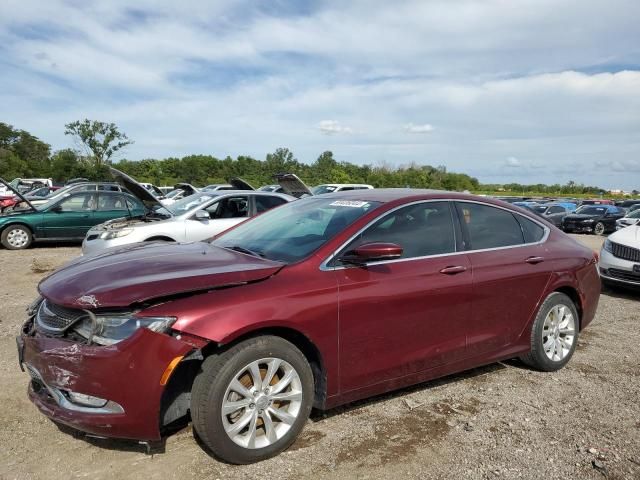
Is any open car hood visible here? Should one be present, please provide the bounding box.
[0,177,36,212]
[109,167,164,211]
[39,242,285,309]
[274,173,313,198]
[228,177,255,190]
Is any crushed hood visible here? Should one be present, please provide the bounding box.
[109,167,164,211]
[39,242,285,309]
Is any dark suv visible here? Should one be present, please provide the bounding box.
[561,205,626,235]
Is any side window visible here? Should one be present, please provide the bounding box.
[255,195,287,213]
[344,201,456,260]
[208,196,249,219]
[98,184,119,191]
[548,206,564,214]
[97,194,128,211]
[517,215,545,243]
[457,202,524,250]
[338,187,355,191]
[57,193,96,212]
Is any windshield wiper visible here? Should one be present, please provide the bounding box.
[225,245,266,258]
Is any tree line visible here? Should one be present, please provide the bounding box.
[0,120,612,195]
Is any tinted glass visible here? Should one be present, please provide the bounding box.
[58,193,96,212]
[344,201,455,259]
[548,206,564,214]
[97,184,119,191]
[457,202,524,249]
[517,215,545,243]
[214,197,380,263]
[255,195,288,213]
[576,206,606,215]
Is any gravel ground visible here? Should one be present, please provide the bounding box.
[1,235,639,480]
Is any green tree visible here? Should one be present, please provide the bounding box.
[65,119,133,169]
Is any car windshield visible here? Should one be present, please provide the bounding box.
[627,210,640,219]
[533,205,548,213]
[213,197,381,263]
[165,189,185,199]
[312,185,338,195]
[166,192,218,215]
[576,206,606,215]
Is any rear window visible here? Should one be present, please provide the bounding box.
[456,202,524,250]
[517,215,545,243]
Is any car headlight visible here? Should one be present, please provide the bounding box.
[603,238,613,253]
[582,219,595,223]
[73,314,176,345]
[99,228,133,240]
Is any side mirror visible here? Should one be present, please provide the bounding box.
[194,210,210,221]
[340,242,403,265]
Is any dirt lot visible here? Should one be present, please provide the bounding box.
[1,235,639,480]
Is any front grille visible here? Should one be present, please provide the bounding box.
[611,242,640,263]
[608,268,640,282]
[36,300,87,334]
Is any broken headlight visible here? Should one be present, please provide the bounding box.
[99,228,133,240]
[73,314,176,345]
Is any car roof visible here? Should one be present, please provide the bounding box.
[316,188,514,205]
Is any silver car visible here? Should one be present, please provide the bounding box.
[82,169,294,255]
[599,224,640,288]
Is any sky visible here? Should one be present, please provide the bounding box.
[1,0,639,189]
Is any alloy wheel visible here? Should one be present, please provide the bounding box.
[221,357,303,449]
[594,222,605,235]
[542,305,576,362]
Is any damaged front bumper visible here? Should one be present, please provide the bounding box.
[19,318,195,441]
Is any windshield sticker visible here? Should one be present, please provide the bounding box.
[330,200,369,208]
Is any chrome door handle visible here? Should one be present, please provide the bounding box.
[525,256,545,264]
[439,265,467,275]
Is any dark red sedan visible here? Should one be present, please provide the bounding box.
[18,190,600,464]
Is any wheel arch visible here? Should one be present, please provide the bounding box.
[0,221,35,238]
[204,326,328,409]
[552,285,583,328]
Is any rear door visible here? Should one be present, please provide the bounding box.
[455,201,551,356]
[93,193,133,226]
[41,192,97,239]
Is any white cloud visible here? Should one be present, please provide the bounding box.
[317,120,353,135]
[404,123,433,134]
[505,157,521,167]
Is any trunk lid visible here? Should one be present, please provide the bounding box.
[274,173,313,198]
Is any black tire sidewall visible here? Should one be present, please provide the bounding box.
[530,292,579,371]
[192,337,314,464]
[1,225,32,250]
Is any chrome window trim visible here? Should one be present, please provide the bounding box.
[319,198,550,271]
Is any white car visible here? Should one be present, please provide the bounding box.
[159,183,200,206]
[82,168,295,255]
[599,225,640,288]
[311,183,374,194]
[615,209,640,230]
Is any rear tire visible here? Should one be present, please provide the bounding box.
[1,225,33,250]
[520,292,579,372]
[191,336,314,464]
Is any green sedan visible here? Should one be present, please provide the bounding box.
[0,189,145,250]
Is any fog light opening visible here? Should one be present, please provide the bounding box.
[64,390,109,408]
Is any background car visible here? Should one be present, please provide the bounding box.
[530,203,576,227]
[616,209,640,230]
[0,190,145,249]
[82,168,295,255]
[311,183,374,194]
[28,182,125,207]
[561,205,626,235]
[22,190,600,464]
[599,225,640,288]
[159,183,200,206]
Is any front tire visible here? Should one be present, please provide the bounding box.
[191,336,314,464]
[1,225,33,250]
[520,292,579,371]
[594,222,605,235]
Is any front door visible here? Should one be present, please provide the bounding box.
[41,192,97,239]
[334,201,472,392]
[186,195,250,242]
